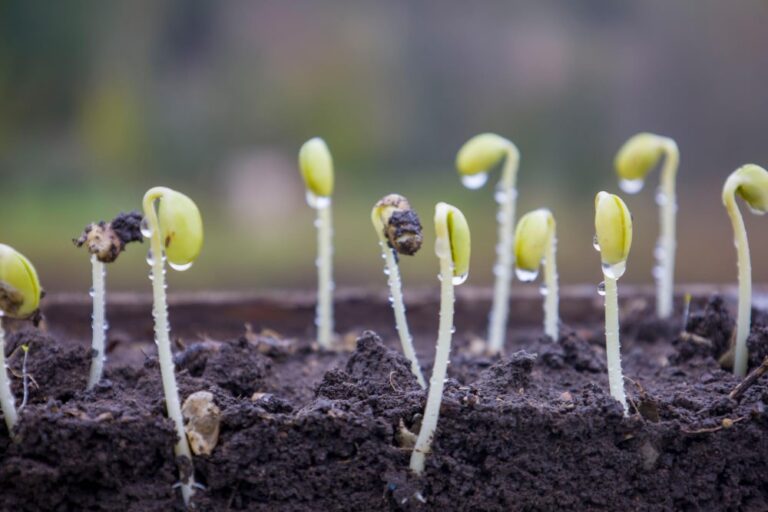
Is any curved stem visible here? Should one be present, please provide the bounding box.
[656,139,679,318]
[410,252,454,474]
[0,317,18,437]
[543,231,559,340]
[87,255,106,389]
[316,202,334,349]
[603,275,628,415]
[487,146,520,354]
[143,190,196,506]
[725,193,751,377]
[377,234,426,388]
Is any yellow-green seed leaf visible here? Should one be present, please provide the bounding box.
[455,133,511,176]
[154,189,204,267]
[723,164,768,214]
[435,202,471,278]
[595,192,633,265]
[515,209,554,271]
[0,244,41,318]
[614,133,665,181]
[299,137,334,197]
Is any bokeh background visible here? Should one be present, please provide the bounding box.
[1,1,767,293]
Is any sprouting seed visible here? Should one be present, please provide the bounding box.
[614,132,679,319]
[299,137,335,349]
[456,133,520,354]
[410,202,470,475]
[0,244,41,438]
[142,186,203,507]
[594,191,633,415]
[74,212,143,389]
[722,164,768,377]
[514,209,559,340]
[371,194,426,388]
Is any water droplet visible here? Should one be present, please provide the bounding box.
[450,326,456,334]
[388,295,394,305]
[146,250,155,266]
[619,178,644,194]
[592,235,600,251]
[383,267,390,276]
[461,172,488,190]
[653,243,665,261]
[655,188,667,206]
[515,267,539,282]
[652,265,663,279]
[494,184,516,204]
[539,284,549,296]
[88,287,95,297]
[452,273,468,285]
[140,218,153,238]
[306,190,331,209]
[169,260,193,272]
[103,321,110,330]
[601,261,626,279]
[597,281,606,296]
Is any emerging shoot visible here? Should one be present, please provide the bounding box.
[514,209,558,339]
[299,137,335,349]
[456,133,520,354]
[74,212,143,389]
[0,244,41,437]
[410,202,470,475]
[722,164,768,377]
[142,186,203,506]
[371,194,426,388]
[615,132,679,318]
[594,191,633,415]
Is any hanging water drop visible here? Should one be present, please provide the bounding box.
[619,178,644,194]
[655,188,667,206]
[515,267,539,282]
[597,281,606,296]
[601,261,626,280]
[306,190,331,209]
[169,260,193,272]
[652,265,663,279]
[461,172,488,190]
[88,287,95,298]
[140,218,153,238]
[452,273,468,285]
[592,235,600,251]
[653,243,665,261]
[539,284,549,296]
[146,250,155,266]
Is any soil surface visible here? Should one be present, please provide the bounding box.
[1,292,768,511]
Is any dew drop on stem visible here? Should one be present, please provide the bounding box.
[306,190,331,209]
[452,273,468,285]
[597,281,606,296]
[601,261,626,279]
[461,172,489,190]
[539,284,549,296]
[619,178,644,194]
[592,235,600,251]
[140,218,153,238]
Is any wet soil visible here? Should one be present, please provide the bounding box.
[1,291,768,511]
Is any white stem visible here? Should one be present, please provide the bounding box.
[0,317,18,437]
[603,275,628,415]
[316,202,334,349]
[87,255,107,389]
[656,140,679,318]
[146,206,196,506]
[488,147,520,354]
[543,233,559,340]
[378,237,426,388]
[410,252,454,474]
[727,195,751,377]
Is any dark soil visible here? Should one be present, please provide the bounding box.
[2,292,768,511]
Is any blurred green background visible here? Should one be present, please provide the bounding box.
[1,1,767,292]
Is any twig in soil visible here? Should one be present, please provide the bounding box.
[729,356,768,401]
[456,133,519,355]
[681,416,746,435]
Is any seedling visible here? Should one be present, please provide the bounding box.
[299,137,335,349]
[456,133,520,354]
[142,186,203,506]
[514,209,558,339]
[594,191,633,415]
[615,133,679,319]
[74,211,143,389]
[371,194,426,388]
[0,244,41,437]
[410,202,470,475]
[722,164,768,377]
